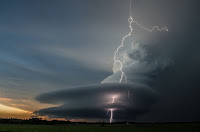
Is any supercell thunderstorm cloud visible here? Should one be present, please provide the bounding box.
[35,41,170,122]
[0,0,199,123]
[35,83,158,121]
[35,0,171,122]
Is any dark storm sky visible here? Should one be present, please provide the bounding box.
[0,0,200,122]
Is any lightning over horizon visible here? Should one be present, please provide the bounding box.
[110,0,168,123]
[109,109,113,123]
[108,96,116,123]
[0,0,199,125]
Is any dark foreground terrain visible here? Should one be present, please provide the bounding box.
[0,124,200,132]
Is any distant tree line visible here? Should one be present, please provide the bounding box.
[0,118,199,125]
[0,118,72,125]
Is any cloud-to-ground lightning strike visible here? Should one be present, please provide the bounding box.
[113,0,168,84]
[109,109,113,123]
[109,0,169,123]
[108,96,116,123]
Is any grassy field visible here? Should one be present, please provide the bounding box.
[0,124,199,132]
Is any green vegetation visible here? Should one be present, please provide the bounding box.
[0,124,199,132]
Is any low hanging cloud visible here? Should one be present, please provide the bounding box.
[35,83,158,120]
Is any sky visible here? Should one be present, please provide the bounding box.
[0,0,200,122]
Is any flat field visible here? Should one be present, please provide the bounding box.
[0,124,199,132]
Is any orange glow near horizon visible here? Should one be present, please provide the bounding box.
[0,103,97,122]
[0,103,32,119]
[0,98,12,101]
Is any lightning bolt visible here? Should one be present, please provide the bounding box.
[111,96,115,103]
[109,0,168,123]
[108,96,116,123]
[113,15,133,83]
[113,0,168,83]
[109,109,113,123]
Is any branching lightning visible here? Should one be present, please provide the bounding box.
[108,0,168,123]
[113,15,133,83]
[113,0,168,83]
